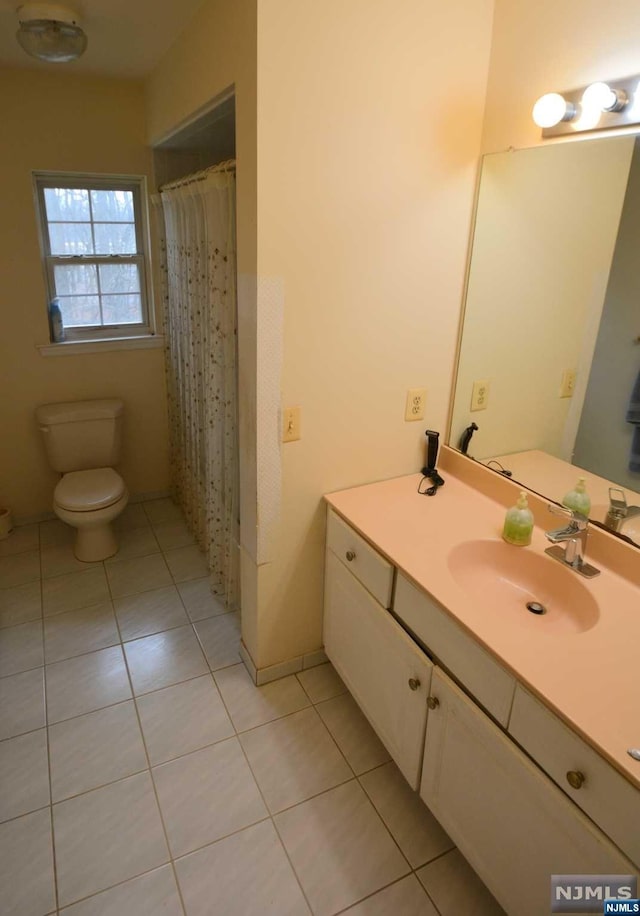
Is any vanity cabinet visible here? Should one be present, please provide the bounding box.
[421,668,634,916]
[322,507,638,915]
[323,515,432,789]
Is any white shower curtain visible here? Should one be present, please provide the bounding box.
[154,163,239,610]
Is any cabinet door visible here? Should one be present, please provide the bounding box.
[421,669,635,916]
[324,550,432,789]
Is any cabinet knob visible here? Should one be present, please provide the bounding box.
[408,678,421,691]
[427,696,439,709]
[566,770,585,790]
[345,550,356,562]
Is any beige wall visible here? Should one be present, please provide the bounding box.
[254,0,494,667]
[483,0,640,153]
[0,68,169,521]
[451,137,633,462]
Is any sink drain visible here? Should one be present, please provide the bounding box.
[526,601,547,615]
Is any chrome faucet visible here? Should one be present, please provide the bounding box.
[604,487,640,534]
[544,504,600,578]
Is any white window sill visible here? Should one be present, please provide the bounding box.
[37,335,164,357]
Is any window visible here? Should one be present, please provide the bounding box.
[34,173,154,342]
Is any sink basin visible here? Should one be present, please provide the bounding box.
[447,539,600,634]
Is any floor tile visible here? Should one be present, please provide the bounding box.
[153,737,267,857]
[0,549,40,589]
[275,780,409,916]
[0,580,42,629]
[360,762,453,868]
[342,875,438,915]
[0,808,55,916]
[178,577,228,622]
[136,674,233,765]
[416,849,507,916]
[61,864,183,916]
[240,707,352,813]
[124,625,208,695]
[114,585,189,642]
[46,645,131,724]
[143,497,183,524]
[0,620,44,676]
[164,544,208,583]
[105,553,173,599]
[44,601,119,664]
[54,771,169,908]
[50,701,147,802]
[0,523,39,558]
[316,693,391,775]
[107,525,160,562]
[214,663,310,732]
[194,612,241,670]
[176,819,310,916]
[296,662,347,703]
[40,517,74,547]
[43,567,110,618]
[41,542,100,579]
[0,667,45,740]
[153,519,195,551]
[113,502,150,532]
[0,729,50,823]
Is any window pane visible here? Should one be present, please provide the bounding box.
[94,223,136,255]
[54,264,98,296]
[90,189,134,222]
[44,188,89,222]
[57,296,101,327]
[102,294,143,325]
[49,222,94,255]
[98,263,140,295]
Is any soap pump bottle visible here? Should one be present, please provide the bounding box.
[562,477,591,516]
[502,491,534,547]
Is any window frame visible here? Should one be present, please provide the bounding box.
[33,171,156,343]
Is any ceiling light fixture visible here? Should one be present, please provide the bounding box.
[16,2,87,63]
[533,74,640,138]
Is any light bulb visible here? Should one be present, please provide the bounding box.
[532,93,575,129]
[582,82,616,112]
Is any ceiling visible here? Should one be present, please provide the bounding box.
[0,0,207,78]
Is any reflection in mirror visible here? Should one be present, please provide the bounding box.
[450,135,640,547]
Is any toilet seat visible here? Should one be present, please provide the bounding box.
[54,468,126,512]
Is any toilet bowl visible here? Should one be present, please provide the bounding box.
[54,468,129,561]
[36,398,129,562]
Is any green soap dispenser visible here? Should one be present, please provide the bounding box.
[562,477,591,516]
[502,491,534,546]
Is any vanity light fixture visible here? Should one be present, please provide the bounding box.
[533,74,640,138]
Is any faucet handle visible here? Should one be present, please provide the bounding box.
[547,503,588,529]
[608,487,628,518]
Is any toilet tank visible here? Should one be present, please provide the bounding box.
[36,399,124,473]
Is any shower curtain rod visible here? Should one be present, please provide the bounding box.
[159,158,236,192]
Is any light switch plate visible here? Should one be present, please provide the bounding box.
[560,369,576,398]
[405,388,427,421]
[282,406,301,442]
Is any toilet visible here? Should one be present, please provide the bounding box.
[36,399,129,562]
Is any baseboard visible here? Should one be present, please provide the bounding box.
[239,641,328,686]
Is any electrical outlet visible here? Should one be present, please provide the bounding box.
[471,379,490,411]
[560,368,576,398]
[405,388,426,421]
[282,406,301,442]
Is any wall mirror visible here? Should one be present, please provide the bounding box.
[449,134,640,548]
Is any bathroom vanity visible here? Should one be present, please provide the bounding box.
[323,449,639,916]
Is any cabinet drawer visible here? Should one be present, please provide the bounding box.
[326,509,393,607]
[394,573,515,726]
[510,685,640,867]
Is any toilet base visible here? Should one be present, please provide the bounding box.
[74,523,118,562]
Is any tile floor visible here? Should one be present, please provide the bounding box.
[0,498,506,916]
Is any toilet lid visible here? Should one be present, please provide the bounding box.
[55,468,126,512]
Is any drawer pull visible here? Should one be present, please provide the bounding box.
[345,550,356,562]
[427,696,440,709]
[566,770,586,790]
[408,678,421,691]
